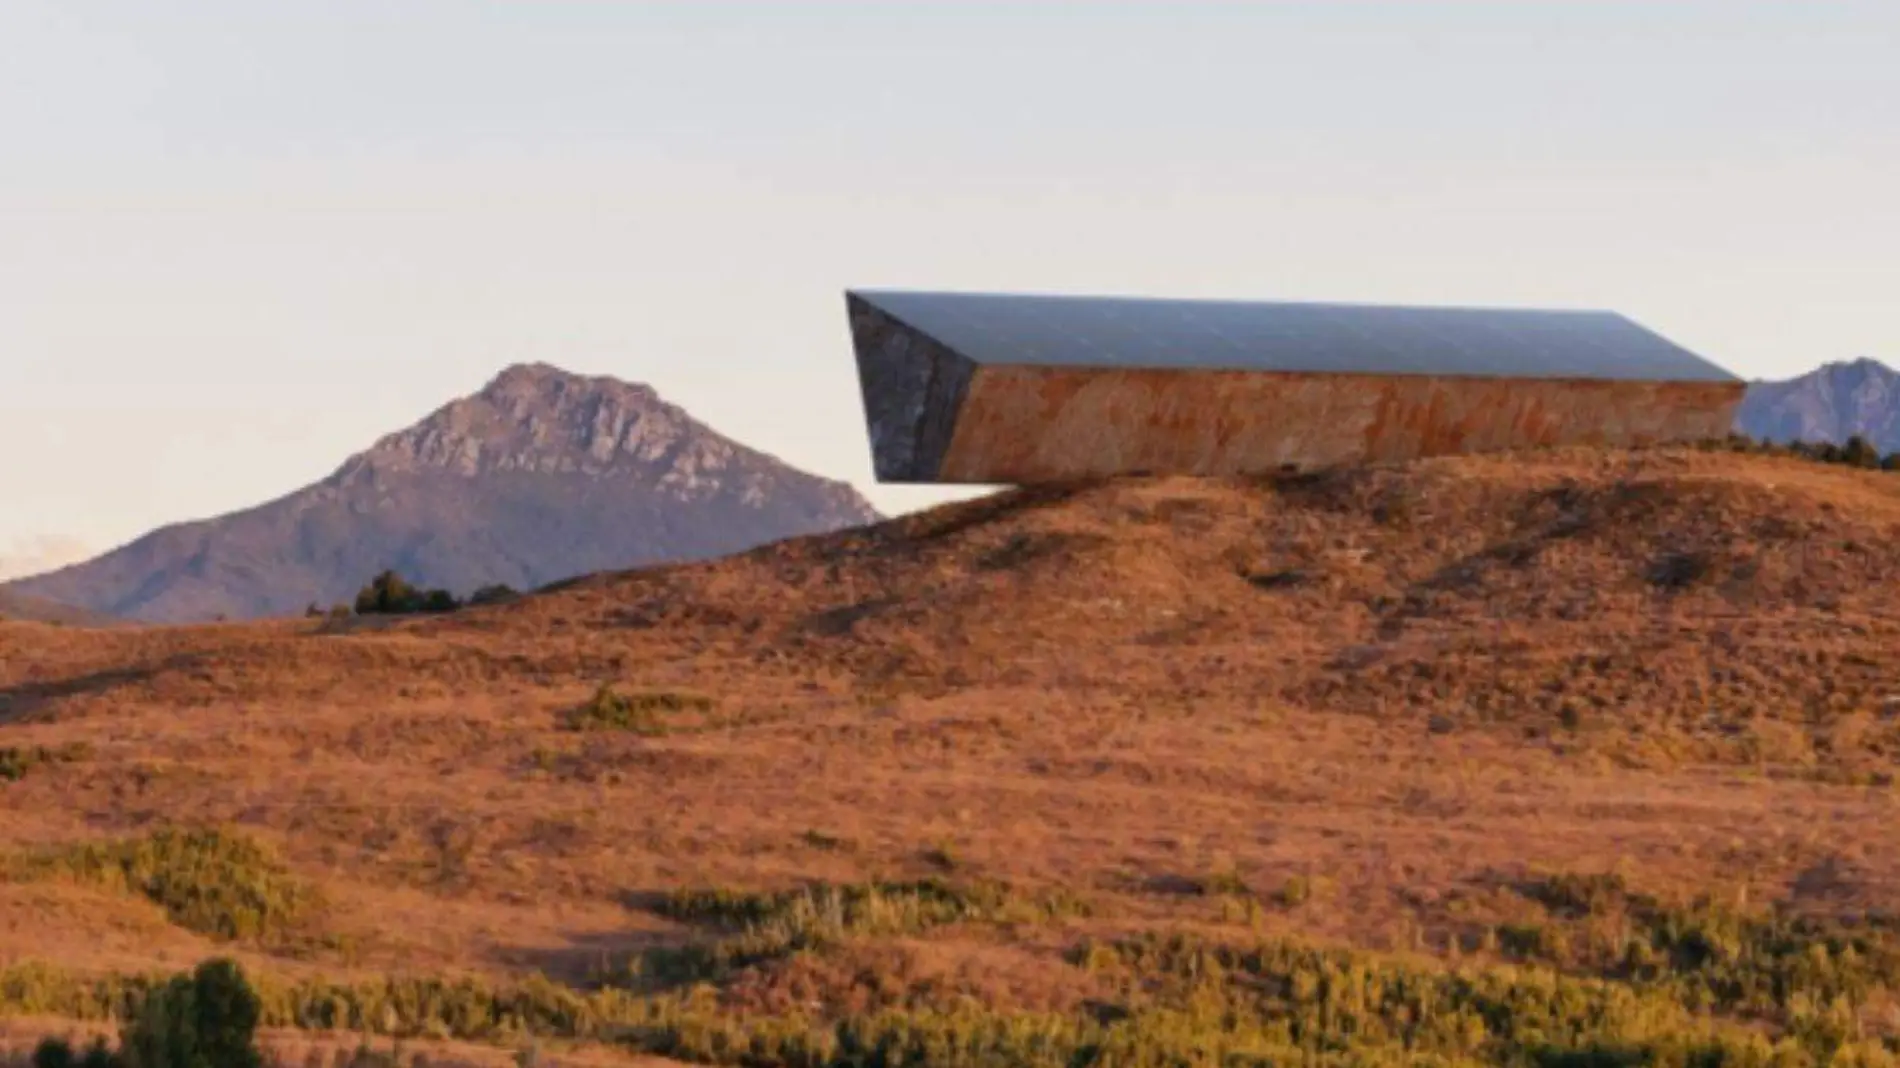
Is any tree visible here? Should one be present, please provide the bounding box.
[352,570,463,616]
[354,570,421,615]
[1842,435,1882,469]
[32,959,263,1068]
[122,958,263,1068]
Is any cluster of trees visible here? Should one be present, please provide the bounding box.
[305,571,520,620]
[32,959,263,1068]
[1710,432,1900,471]
[1789,434,1900,470]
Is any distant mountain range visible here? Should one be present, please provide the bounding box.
[1735,358,1900,453]
[2,364,881,623]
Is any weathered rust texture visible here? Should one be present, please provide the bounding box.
[847,294,974,482]
[932,368,1745,483]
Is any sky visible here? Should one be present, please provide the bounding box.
[2,2,1896,571]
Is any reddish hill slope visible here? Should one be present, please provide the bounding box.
[2,446,1898,1058]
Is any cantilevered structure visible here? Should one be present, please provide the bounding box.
[846,289,1745,484]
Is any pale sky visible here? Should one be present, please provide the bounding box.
[3,2,1896,568]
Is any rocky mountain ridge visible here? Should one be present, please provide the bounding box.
[1735,357,1900,452]
[2,364,880,623]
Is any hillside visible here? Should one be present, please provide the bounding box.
[3,447,1900,1065]
[0,591,118,628]
[2,364,880,623]
[1737,356,1900,451]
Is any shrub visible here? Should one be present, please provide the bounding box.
[120,959,264,1068]
[1843,435,1883,468]
[631,878,1091,984]
[467,585,520,607]
[10,828,319,943]
[563,685,713,735]
[352,571,460,617]
[0,742,91,784]
[30,1037,115,1068]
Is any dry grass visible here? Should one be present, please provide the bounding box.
[3,448,1900,1061]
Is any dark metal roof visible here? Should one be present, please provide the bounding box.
[849,289,1739,383]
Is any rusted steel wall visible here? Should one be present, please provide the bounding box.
[927,368,1744,483]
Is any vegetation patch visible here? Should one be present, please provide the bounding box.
[1066,931,1844,1067]
[1192,864,1251,897]
[28,958,265,1068]
[7,929,1898,1068]
[1701,432,1900,472]
[6,828,321,945]
[352,571,463,616]
[613,879,1092,988]
[797,829,855,853]
[1495,871,1900,1034]
[562,685,715,736]
[0,743,90,784]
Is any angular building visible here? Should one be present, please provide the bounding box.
[846,289,1745,484]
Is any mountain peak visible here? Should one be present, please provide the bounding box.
[1825,356,1896,379]
[1735,357,1900,453]
[352,363,733,486]
[8,363,880,622]
[479,361,658,404]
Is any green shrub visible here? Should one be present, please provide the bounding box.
[29,1037,115,1068]
[467,585,520,607]
[9,828,319,943]
[631,878,1090,985]
[352,571,460,616]
[0,742,91,784]
[563,685,713,735]
[30,1038,74,1068]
